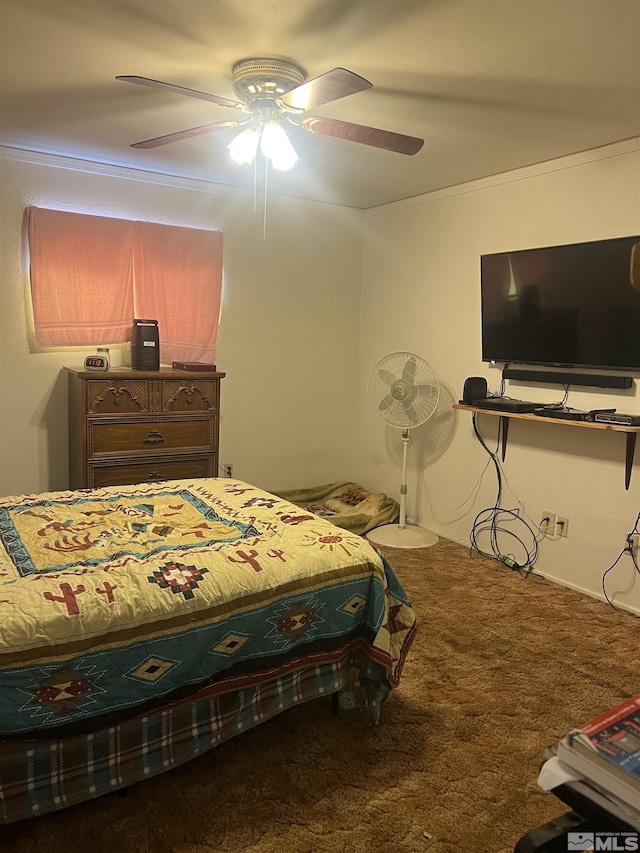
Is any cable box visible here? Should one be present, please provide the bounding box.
[471,398,541,414]
[594,412,640,426]
[538,407,590,421]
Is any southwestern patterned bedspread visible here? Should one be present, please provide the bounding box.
[0,478,415,744]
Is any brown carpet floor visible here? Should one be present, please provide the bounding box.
[1,538,638,853]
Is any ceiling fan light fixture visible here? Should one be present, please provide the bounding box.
[259,120,299,171]
[228,127,261,165]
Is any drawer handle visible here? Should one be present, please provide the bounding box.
[146,471,163,481]
[143,431,164,445]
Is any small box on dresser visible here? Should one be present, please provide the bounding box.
[65,367,225,489]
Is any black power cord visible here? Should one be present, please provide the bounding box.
[469,412,540,574]
[602,511,640,611]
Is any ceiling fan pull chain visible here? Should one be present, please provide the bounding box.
[253,151,258,215]
[263,155,269,241]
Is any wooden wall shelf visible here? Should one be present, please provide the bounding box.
[453,404,640,489]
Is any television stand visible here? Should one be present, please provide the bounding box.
[453,404,640,489]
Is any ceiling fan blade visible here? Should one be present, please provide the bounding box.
[130,120,241,149]
[116,76,247,111]
[279,68,371,112]
[296,115,424,155]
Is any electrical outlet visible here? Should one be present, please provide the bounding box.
[219,461,233,478]
[556,515,569,538]
[627,533,640,558]
[540,509,556,534]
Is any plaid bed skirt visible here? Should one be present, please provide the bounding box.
[0,654,361,825]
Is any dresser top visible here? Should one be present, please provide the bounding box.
[65,367,226,379]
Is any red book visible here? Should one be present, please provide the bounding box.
[172,362,217,371]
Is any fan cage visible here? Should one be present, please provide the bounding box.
[368,352,440,428]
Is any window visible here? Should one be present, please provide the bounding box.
[27,207,223,363]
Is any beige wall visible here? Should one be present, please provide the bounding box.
[0,150,364,496]
[3,140,640,614]
[354,139,640,614]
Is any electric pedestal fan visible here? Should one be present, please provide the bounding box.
[366,352,440,549]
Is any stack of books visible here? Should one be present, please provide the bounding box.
[553,694,640,829]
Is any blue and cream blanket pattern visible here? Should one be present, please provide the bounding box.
[0,478,415,735]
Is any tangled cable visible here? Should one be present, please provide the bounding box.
[469,412,541,573]
[602,510,640,610]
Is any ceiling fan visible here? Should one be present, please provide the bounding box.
[116,58,424,171]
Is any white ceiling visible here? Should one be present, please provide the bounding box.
[1,0,639,209]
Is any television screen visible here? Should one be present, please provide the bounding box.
[481,235,640,372]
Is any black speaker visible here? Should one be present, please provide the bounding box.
[463,377,488,404]
[132,319,160,370]
[502,367,633,389]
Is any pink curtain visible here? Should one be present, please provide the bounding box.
[132,221,222,364]
[27,208,222,361]
[28,207,134,346]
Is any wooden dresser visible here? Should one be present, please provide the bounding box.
[65,367,225,489]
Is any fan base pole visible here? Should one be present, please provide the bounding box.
[366,523,439,550]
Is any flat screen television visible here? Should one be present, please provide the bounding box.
[481,235,640,372]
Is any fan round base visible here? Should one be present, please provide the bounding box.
[366,523,439,550]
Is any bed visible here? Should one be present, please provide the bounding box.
[0,477,416,824]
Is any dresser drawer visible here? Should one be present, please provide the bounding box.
[160,379,218,412]
[86,379,151,414]
[88,417,215,457]
[88,455,215,488]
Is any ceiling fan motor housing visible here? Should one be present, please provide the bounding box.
[232,58,306,109]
